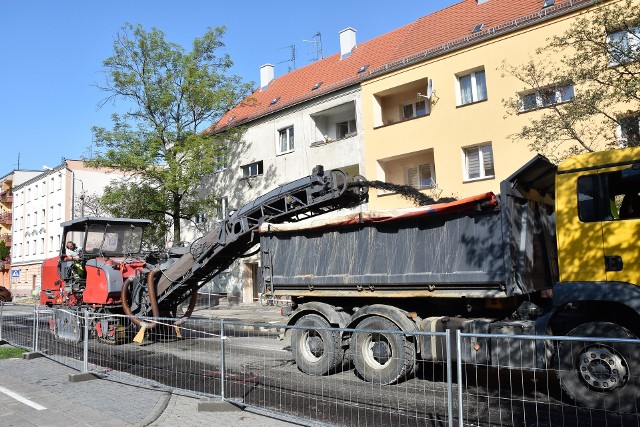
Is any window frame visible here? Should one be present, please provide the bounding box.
[401,99,429,121]
[617,113,640,148]
[463,143,495,182]
[457,68,488,106]
[607,25,640,67]
[241,160,264,179]
[336,119,357,139]
[277,126,295,155]
[406,163,435,190]
[519,83,574,112]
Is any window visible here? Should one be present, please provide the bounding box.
[402,100,428,120]
[464,144,495,180]
[457,69,487,105]
[578,168,640,222]
[34,185,38,199]
[32,239,36,255]
[214,144,228,173]
[57,203,62,220]
[618,113,640,147]
[41,209,45,224]
[336,120,357,139]
[41,181,45,196]
[520,84,574,112]
[49,206,54,222]
[193,213,207,224]
[542,0,554,7]
[407,164,434,189]
[50,177,54,193]
[241,161,264,178]
[214,197,228,220]
[608,26,640,66]
[40,238,44,254]
[278,126,294,154]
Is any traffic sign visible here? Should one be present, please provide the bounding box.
[11,269,20,278]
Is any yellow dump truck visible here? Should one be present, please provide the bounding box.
[260,147,640,412]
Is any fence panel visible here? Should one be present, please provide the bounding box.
[5,304,640,427]
[457,331,640,427]
[0,303,36,350]
[220,322,452,426]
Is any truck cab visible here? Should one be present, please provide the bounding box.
[554,147,640,323]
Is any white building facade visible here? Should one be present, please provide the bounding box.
[10,160,124,297]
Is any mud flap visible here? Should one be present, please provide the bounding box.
[53,309,83,342]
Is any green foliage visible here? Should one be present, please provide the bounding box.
[0,242,9,260]
[502,0,640,162]
[85,23,252,242]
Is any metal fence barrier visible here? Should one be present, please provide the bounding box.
[1,302,639,427]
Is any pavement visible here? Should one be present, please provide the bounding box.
[0,302,320,427]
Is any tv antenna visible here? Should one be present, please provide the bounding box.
[303,32,323,62]
[278,44,296,72]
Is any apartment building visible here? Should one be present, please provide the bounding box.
[0,170,43,289]
[361,0,636,208]
[10,160,124,297]
[205,0,632,302]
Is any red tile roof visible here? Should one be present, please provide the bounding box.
[211,0,594,133]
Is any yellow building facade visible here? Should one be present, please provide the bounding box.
[361,0,631,209]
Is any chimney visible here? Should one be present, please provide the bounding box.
[260,64,274,90]
[339,27,357,59]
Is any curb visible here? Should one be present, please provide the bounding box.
[138,390,173,427]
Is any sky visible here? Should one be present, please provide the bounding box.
[0,0,460,173]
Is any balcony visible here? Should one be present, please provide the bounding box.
[0,191,13,204]
[0,233,11,246]
[0,212,12,224]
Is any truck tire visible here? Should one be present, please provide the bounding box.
[351,316,416,385]
[557,322,639,412]
[291,314,344,376]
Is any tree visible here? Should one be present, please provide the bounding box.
[85,23,251,246]
[0,242,9,261]
[502,0,640,162]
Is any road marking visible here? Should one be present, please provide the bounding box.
[0,385,47,410]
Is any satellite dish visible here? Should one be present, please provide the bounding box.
[426,79,434,99]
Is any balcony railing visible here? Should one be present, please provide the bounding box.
[0,191,13,203]
[0,213,12,224]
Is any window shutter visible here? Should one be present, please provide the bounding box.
[481,146,495,176]
[466,147,480,179]
[407,167,418,188]
[419,164,432,188]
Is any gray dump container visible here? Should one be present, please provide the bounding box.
[260,156,559,300]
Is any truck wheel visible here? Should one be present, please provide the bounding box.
[351,316,416,385]
[557,322,639,412]
[291,314,344,376]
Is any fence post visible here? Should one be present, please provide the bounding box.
[34,305,39,352]
[220,319,226,400]
[83,309,89,373]
[31,305,37,351]
[456,330,464,427]
[446,330,454,427]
